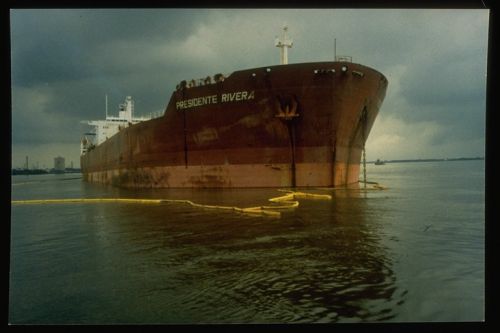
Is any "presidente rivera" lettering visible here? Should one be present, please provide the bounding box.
[176,90,255,110]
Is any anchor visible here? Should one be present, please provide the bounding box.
[274,95,299,120]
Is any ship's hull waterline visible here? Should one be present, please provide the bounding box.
[81,62,388,188]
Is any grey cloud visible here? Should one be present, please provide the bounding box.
[11,9,212,87]
[400,50,487,108]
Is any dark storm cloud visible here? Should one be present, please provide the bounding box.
[396,12,486,104]
[10,9,216,147]
[11,9,211,87]
[399,40,487,109]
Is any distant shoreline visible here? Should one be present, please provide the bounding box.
[11,157,485,175]
[368,157,484,164]
[11,169,81,176]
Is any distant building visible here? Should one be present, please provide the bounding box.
[54,156,65,172]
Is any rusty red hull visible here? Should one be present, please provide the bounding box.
[81,62,388,188]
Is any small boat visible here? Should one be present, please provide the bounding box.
[374,159,385,165]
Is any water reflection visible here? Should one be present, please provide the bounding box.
[78,183,404,323]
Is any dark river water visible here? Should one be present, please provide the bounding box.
[9,160,484,324]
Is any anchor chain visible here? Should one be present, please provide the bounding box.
[361,107,368,189]
[275,95,300,187]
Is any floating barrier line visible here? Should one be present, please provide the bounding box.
[11,190,333,218]
[11,198,164,205]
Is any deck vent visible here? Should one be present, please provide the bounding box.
[314,69,336,75]
[352,70,364,77]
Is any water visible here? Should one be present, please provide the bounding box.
[9,160,485,324]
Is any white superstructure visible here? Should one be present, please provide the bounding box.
[80,96,161,155]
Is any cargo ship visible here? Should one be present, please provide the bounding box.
[80,27,388,188]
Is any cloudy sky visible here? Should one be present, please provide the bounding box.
[10,8,489,168]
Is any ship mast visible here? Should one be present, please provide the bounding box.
[275,25,293,65]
